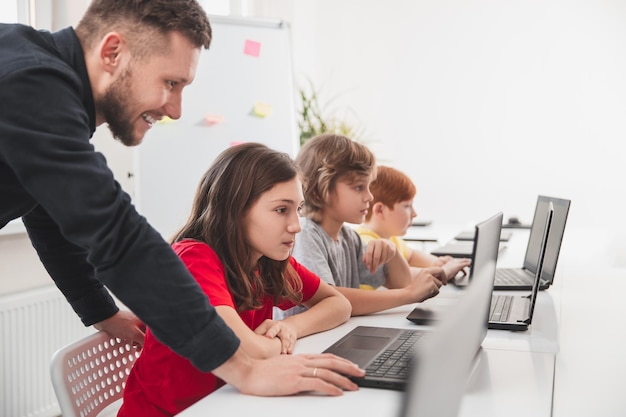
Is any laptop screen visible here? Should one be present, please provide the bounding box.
[522,195,570,283]
[526,202,554,323]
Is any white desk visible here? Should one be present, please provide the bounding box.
[552,265,626,417]
[178,349,554,417]
[177,298,557,417]
[178,227,562,417]
[179,226,626,417]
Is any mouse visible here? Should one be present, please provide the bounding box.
[507,216,521,225]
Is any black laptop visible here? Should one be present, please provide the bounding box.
[430,237,506,259]
[487,202,553,331]
[454,229,512,242]
[493,195,570,290]
[320,213,500,391]
[407,212,503,324]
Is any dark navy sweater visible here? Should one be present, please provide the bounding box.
[0,24,239,372]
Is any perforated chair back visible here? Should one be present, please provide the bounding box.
[50,331,141,417]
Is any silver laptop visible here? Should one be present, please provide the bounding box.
[321,213,500,391]
[487,202,553,331]
[493,195,570,290]
[406,212,503,324]
[399,231,498,417]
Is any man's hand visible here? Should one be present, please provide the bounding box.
[213,349,365,396]
[93,310,146,348]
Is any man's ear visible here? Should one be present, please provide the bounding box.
[99,32,124,74]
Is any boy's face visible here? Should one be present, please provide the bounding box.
[387,200,417,236]
[243,178,304,264]
[328,174,374,225]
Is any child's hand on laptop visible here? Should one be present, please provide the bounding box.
[406,267,445,302]
[441,258,472,284]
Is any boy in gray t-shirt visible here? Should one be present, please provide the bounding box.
[293,218,386,289]
[278,134,447,318]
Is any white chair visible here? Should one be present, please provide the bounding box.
[50,331,141,417]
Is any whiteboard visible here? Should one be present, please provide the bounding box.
[134,15,298,240]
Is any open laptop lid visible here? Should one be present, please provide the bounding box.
[399,216,500,417]
[450,211,504,288]
[524,201,554,325]
[522,195,570,286]
[407,212,503,323]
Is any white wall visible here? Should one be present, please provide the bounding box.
[3,0,626,297]
[284,0,626,234]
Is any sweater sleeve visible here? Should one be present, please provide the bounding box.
[23,206,119,325]
[1,49,239,372]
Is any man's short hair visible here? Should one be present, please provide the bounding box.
[75,0,212,58]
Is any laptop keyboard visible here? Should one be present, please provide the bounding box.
[490,294,513,322]
[365,330,424,379]
[496,268,532,285]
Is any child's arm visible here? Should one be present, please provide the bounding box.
[283,282,351,340]
[255,284,351,355]
[406,247,446,267]
[215,306,283,359]
[257,260,351,355]
[335,266,446,315]
[363,238,413,289]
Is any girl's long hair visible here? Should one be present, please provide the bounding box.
[171,143,303,310]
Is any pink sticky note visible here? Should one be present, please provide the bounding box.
[244,39,261,57]
[204,114,224,126]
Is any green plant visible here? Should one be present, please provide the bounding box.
[297,79,365,146]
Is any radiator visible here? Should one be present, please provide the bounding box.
[1,285,94,417]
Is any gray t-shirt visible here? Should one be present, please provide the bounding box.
[277,218,386,318]
[292,218,387,288]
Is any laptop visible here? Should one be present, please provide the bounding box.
[454,229,512,242]
[429,235,507,259]
[406,212,503,324]
[321,213,500,391]
[493,195,570,290]
[399,239,497,417]
[487,202,553,331]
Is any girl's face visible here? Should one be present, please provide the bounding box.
[244,178,304,263]
[387,199,417,236]
[328,174,374,225]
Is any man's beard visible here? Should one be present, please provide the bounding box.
[99,69,140,147]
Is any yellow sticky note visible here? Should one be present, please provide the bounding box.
[157,116,175,124]
[204,114,225,126]
[252,101,272,118]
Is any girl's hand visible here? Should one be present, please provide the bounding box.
[255,319,298,354]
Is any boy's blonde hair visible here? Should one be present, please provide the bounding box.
[364,166,416,222]
[296,133,376,222]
